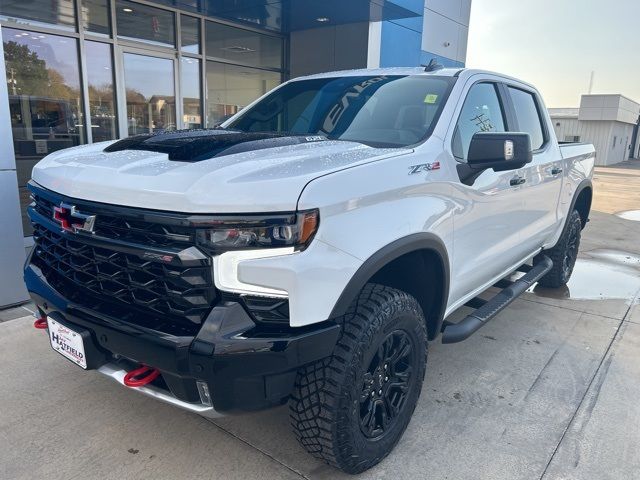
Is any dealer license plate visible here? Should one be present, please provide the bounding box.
[47,318,87,369]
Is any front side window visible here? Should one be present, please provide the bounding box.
[452,83,506,160]
[508,87,546,150]
[227,76,455,148]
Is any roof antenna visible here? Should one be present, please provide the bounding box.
[423,58,444,72]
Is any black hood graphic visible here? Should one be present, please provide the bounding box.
[104,129,326,162]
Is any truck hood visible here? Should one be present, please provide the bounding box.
[31,136,411,213]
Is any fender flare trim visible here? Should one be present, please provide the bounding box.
[544,178,592,251]
[570,179,593,227]
[329,233,450,330]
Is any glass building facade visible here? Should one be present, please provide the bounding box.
[1,0,286,235]
[0,0,470,306]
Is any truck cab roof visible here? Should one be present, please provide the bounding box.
[30,67,545,214]
[293,67,538,91]
[293,67,463,81]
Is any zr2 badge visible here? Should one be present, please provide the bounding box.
[408,162,441,175]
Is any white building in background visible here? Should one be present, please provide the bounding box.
[549,94,640,166]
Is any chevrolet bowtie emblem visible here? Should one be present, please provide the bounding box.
[53,202,97,234]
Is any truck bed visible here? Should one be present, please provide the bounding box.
[559,142,595,159]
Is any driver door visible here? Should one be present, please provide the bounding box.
[447,81,533,305]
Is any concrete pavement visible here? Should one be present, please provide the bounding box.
[2,162,640,479]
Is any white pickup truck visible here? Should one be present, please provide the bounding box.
[25,66,594,474]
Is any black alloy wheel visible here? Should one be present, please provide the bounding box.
[359,330,415,439]
[289,284,428,474]
[562,222,580,279]
[537,209,583,288]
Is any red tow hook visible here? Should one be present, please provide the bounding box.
[33,317,48,330]
[123,365,161,387]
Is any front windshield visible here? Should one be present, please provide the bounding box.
[226,75,455,148]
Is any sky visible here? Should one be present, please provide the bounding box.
[466,0,640,107]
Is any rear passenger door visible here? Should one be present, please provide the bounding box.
[502,85,563,252]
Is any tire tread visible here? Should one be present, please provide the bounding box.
[289,284,427,473]
[537,209,582,288]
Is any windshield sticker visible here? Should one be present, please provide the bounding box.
[321,76,388,134]
[424,94,439,104]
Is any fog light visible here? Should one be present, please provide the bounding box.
[196,381,212,407]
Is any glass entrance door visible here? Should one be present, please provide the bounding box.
[121,52,176,135]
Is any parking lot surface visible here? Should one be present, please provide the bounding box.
[2,162,640,480]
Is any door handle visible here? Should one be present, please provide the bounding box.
[510,176,526,186]
[551,168,563,175]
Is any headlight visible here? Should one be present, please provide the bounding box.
[194,209,319,254]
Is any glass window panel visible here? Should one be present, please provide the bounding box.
[206,61,280,126]
[81,0,111,36]
[202,2,282,32]
[508,87,546,150]
[205,22,282,70]
[181,58,201,129]
[181,15,200,54]
[3,28,85,234]
[123,53,175,135]
[116,0,175,48]
[0,0,75,31]
[228,76,453,147]
[452,83,506,161]
[85,41,117,142]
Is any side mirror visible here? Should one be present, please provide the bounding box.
[467,132,533,172]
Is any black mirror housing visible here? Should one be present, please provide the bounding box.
[467,132,533,172]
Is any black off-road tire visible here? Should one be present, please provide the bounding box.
[537,209,582,288]
[289,284,428,474]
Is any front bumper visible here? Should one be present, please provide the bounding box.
[97,363,224,418]
[25,264,340,415]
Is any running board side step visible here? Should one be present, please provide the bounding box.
[441,256,553,344]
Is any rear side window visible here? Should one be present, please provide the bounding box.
[452,83,506,161]
[508,87,546,150]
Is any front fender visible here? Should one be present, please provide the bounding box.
[329,233,450,335]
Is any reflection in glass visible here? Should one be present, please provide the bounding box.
[3,27,85,234]
[116,0,175,48]
[228,76,454,147]
[205,22,282,70]
[206,61,280,126]
[81,0,111,36]
[181,15,200,54]
[181,58,202,129]
[123,53,175,135]
[85,41,117,141]
[0,0,75,30]
[201,1,282,32]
